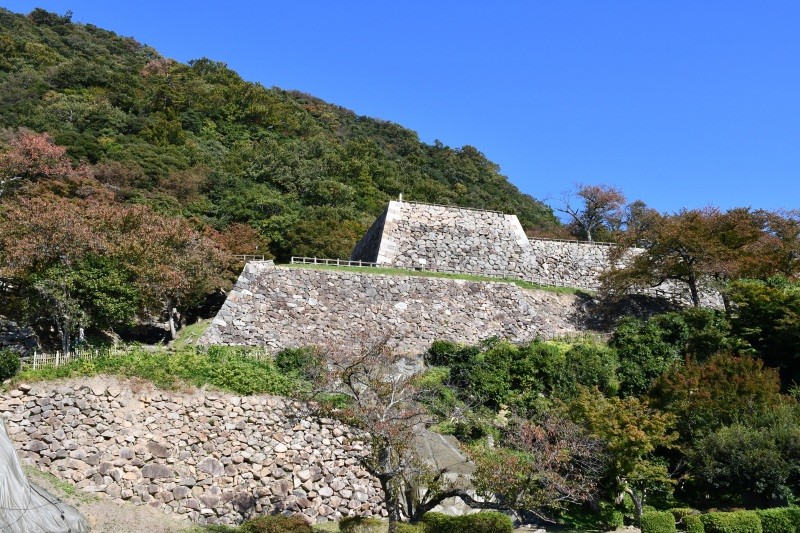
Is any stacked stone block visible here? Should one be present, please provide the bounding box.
[351,201,539,279]
[0,378,384,526]
[199,263,581,354]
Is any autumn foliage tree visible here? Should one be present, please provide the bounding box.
[0,130,76,195]
[568,388,678,525]
[310,335,435,532]
[557,184,626,242]
[471,414,605,522]
[603,207,794,307]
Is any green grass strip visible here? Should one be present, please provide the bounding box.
[13,346,303,396]
[281,263,590,295]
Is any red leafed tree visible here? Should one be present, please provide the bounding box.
[0,130,77,195]
[0,194,111,352]
[105,206,231,338]
[471,415,605,522]
[557,184,627,242]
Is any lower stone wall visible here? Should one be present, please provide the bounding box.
[199,264,583,354]
[0,377,384,526]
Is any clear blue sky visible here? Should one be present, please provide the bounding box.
[4,1,800,214]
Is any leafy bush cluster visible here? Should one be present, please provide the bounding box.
[16,346,301,396]
[641,510,677,533]
[420,511,514,533]
[755,508,800,533]
[700,511,762,533]
[339,516,386,533]
[239,514,313,533]
[0,348,21,380]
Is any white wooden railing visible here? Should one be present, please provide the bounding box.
[28,346,123,370]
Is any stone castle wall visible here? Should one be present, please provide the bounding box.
[528,239,613,289]
[1,377,384,526]
[351,201,539,280]
[199,263,581,355]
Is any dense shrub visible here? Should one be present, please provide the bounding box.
[755,508,798,533]
[671,508,700,521]
[16,346,300,395]
[684,515,705,533]
[641,511,677,533]
[339,516,385,533]
[0,349,21,380]
[700,511,762,533]
[421,511,513,533]
[274,346,320,377]
[600,505,625,529]
[563,342,619,397]
[239,514,313,533]
[396,524,425,533]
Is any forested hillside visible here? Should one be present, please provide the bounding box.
[0,7,556,260]
[0,7,556,347]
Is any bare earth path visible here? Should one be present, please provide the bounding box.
[24,465,195,533]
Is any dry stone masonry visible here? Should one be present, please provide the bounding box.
[203,200,721,353]
[351,201,540,280]
[199,263,582,354]
[0,377,384,526]
[528,239,612,289]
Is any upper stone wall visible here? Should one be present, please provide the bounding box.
[351,201,539,280]
[199,263,582,355]
[528,239,612,289]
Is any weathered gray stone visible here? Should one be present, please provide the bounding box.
[197,457,224,477]
[141,464,174,480]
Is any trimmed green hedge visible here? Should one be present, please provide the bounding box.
[421,512,514,533]
[396,524,426,533]
[239,514,313,533]
[755,508,799,533]
[641,511,677,533]
[684,515,705,533]
[340,516,385,533]
[700,511,762,533]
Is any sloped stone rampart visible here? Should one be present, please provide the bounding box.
[351,201,539,279]
[199,263,581,354]
[0,378,384,526]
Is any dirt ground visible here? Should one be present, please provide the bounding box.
[24,465,198,533]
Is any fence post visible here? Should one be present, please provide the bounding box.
[55,351,60,367]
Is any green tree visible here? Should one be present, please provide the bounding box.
[649,353,784,443]
[568,389,678,525]
[689,402,800,508]
[728,277,800,387]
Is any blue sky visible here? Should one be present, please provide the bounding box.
[4,1,800,214]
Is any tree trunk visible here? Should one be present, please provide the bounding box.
[687,272,701,307]
[168,304,178,340]
[380,475,401,533]
[624,485,644,526]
